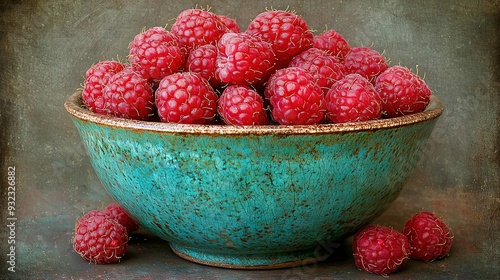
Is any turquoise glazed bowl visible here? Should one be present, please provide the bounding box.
[65,91,443,269]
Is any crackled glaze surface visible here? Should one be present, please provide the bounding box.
[65,91,443,268]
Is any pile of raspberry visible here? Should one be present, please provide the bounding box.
[73,203,138,264]
[81,8,432,126]
[352,211,453,276]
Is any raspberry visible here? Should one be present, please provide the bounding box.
[344,47,388,85]
[102,67,155,120]
[403,211,453,262]
[325,73,382,123]
[218,85,269,125]
[353,224,411,276]
[73,210,129,264]
[288,48,346,94]
[170,9,227,54]
[185,44,221,87]
[155,72,218,124]
[128,27,185,83]
[217,14,241,33]
[79,209,108,222]
[215,32,275,86]
[313,29,351,61]
[264,67,325,125]
[245,10,314,69]
[103,203,139,233]
[375,65,432,117]
[82,61,125,115]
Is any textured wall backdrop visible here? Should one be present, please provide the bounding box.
[0,0,499,278]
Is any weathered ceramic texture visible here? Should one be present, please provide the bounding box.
[65,91,443,269]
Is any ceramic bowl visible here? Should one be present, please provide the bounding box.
[65,91,443,269]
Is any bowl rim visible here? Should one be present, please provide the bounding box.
[64,91,443,135]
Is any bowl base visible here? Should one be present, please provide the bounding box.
[170,243,332,269]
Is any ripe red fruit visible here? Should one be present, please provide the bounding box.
[344,47,388,85]
[128,27,185,83]
[73,210,129,264]
[265,67,326,125]
[170,9,228,54]
[245,10,314,69]
[218,85,269,125]
[103,203,139,233]
[186,44,221,87]
[82,61,125,115]
[155,72,218,124]
[325,73,382,123]
[353,224,411,276]
[217,14,241,33]
[403,211,453,262]
[215,32,275,86]
[375,65,432,117]
[288,47,346,94]
[313,29,351,61]
[102,67,155,120]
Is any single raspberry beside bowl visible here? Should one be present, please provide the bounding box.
[102,67,155,120]
[245,10,313,69]
[325,73,382,123]
[375,65,432,117]
[73,210,129,264]
[313,29,351,61]
[82,60,125,115]
[288,47,346,94]
[265,67,326,125]
[215,32,275,86]
[103,203,139,233]
[403,211,453,262]
[128,26,185,83]
[155,72,218,124]
[353,224,411,276]
[344,47,388,85]
[218,85,269,125]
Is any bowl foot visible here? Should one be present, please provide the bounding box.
[170,243,332,269]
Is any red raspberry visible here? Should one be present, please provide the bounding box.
[218,85,269,125]
[215,32,275,86]
[155,72,218,124]
[102,67,155,120]
[375,65,432,117]
[313,29,351,61]
[403,211,453,262]
[353,224,411,276]
[79,209,108,222]
[289,48,346,94]
[325,74,382,123]
[245,10,314,69]
[264,67,325,125]
[170,9,227,54]
[217,14,241,33]
[103,203,139,233]
[344,47,388,85]
[82,61,125,115]
[73,210,128,264]
[128,27,185,83]
[185,44,221,87]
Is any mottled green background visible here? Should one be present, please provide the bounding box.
[0,0,498,279]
